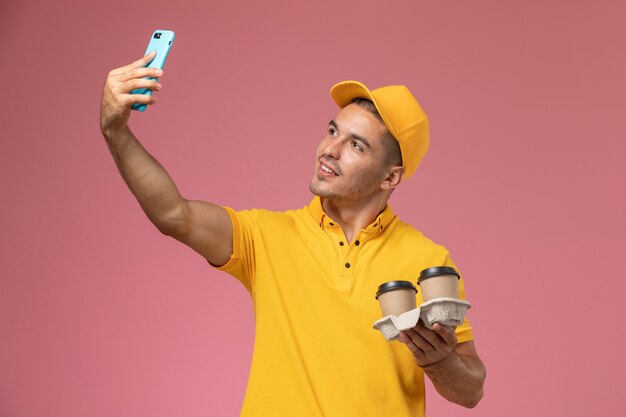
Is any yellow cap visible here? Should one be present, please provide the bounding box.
[330,80,429,180]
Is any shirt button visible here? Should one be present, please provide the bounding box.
[355,240,360,246]
[339,241,344,246]
[345,262,351,268]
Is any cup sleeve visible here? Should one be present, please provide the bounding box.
[442,253,474,344]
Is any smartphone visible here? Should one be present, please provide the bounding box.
[131,29,175,112]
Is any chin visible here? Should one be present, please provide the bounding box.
[310,183,349,204]
[308,180,322,196]
[309,179,332,199]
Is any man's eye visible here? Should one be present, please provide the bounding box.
[352,141,363,151]
[328,128,337,136]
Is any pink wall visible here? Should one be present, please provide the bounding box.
[1,0,625,416]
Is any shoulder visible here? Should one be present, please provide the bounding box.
[387,216,451,257]
[229,204,310,229]
[388,216,442,246]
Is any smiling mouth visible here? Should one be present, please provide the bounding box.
[321,164,336,175]
[319,160,340,176]
[318,156,341,177]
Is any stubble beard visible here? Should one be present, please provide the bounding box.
[309,175,337,200]
[309,171,384,205]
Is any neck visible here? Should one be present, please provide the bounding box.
[321,193,390,243]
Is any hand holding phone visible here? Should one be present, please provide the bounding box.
[131,30,175,112]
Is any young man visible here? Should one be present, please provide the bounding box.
[100,52,486,416]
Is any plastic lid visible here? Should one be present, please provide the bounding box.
[418,266,460,284]
[375,280,417,299]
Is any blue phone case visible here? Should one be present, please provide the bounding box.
[131,30,175,112]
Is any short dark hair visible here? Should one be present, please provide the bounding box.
[351,98,403,167]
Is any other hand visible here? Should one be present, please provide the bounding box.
[399,322,458,367]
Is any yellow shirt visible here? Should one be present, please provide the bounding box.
[217,196,473,417]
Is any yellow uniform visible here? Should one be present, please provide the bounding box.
[216,196,473,417]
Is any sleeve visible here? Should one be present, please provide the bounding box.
[210,206,258,295]
[442,253,475,344]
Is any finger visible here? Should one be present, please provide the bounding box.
[399,331,422,357]
[115,78,162,95]
[400,331,433,366]
[110,91,156,107]
[108,52,162,81]
[432,323,458,346]
[127,93,156,106]
[412,324,444,348]
[109,51,157,77]
[132,50,158,68]
[405,328,435,352]
[110,66,163,85]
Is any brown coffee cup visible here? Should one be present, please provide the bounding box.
[375,281,417,316]
[417,266,460,301]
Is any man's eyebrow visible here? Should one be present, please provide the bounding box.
[352,132,372,149]
[328,120,372,149]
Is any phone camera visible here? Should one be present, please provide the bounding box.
[154,32,162,39]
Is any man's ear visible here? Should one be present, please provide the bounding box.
[381,166,404,190]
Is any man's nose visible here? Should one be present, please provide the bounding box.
[322,138,341,159]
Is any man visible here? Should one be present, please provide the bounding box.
[100,52,486,416]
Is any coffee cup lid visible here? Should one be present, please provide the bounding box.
[418,266,460,284]
[375,280,417,299]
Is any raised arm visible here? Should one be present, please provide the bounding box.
[99,53,232,266]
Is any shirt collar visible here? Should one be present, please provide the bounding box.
[306,195,395,235]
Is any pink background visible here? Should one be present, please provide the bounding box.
[1,0,625,416]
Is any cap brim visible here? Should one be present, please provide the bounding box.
[330,80,375,108]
